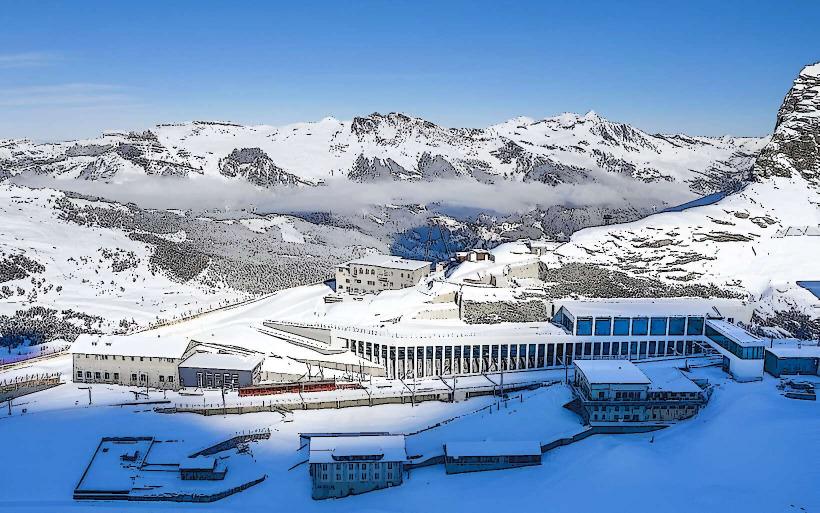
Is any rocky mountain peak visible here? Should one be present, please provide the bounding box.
[218,147,309,187]
[754,62,820,185]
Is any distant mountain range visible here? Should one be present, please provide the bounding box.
[1,111,765,196]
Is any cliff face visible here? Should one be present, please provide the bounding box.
[754,63,820,185]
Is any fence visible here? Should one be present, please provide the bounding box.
[0,372,62,401]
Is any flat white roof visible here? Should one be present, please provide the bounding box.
[343,254,430,271]
[643,367,702,393]
[308,435,406,464]
[445,441,541,457]
[559,298,733,319]
[574,359,650,385]
[706,320,765,347]
[766,345,820,358]
[71,334,192,359]
[180,351,263,371]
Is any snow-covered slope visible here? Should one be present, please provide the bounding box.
[553,63,820,338]
[0,112,765,194]
[0,182,389,338]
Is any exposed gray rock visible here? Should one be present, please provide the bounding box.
[218,147,309,187]
[755,63,820,185]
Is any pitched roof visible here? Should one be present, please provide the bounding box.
[180,351,263,371]
[71,334,192,359]
[308,435,406,464]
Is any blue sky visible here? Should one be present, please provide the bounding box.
[0,0,817,141]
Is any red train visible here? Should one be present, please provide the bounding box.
[238,379,363,397]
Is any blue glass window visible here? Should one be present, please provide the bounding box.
[613,317,630,336]
[631,317,649,336]
[668,317,686,336]
[576,318,593,336]
[594,317,612,336]
[650,317,668,336]
[686,317,704,335]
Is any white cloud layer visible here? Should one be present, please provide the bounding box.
[11,173,695,217]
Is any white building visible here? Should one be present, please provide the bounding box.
[308,435,406,499]
[71,334,197,390]
[335,255,431,295]
[335,298,755,379]
[572,360,706,423]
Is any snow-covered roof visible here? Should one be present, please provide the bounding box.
[308,435,406,464]
[766,345,820,359]
[706,320,765,347]
[574,359,650,385]
[445,441,541,458]
[343,254,430,271]
[179,351,264,371]
[559,298,732,319]
[179,456,216,471]
[643,367,702,393]
[71,334,192,359]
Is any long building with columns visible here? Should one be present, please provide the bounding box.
[269,298,757,380]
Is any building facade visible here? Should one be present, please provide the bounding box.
[178,348,264,389]
[71,335,196,390]
[308,435,406,500]
[334,299,754,379]
[444,441,541,474]
[335,255,431,295]
[573,360,706,423]
[764,346,820,377]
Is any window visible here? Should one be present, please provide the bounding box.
[159,375,165,382]
[104,372,110,380]
[94,372,101,379]
[139,374,146,382]
[576,318,593,336]
[631,317,649,336]
[594,317,611,336]
[131,373,138,381]
[650,317,668,336]
[686,316,704,335]
[613,317,630,336]
[668,317,686,336]
[168,376,174,382]
[85,371,92,378]
[76,370,83,379]
[114,373,119,380]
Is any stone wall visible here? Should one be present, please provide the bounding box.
[460,298,549,324]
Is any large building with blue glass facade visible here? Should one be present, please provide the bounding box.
[331,298,758,380]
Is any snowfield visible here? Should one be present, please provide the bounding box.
[0,364,817,512]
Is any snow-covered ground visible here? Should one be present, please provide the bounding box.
[0,363,817,512]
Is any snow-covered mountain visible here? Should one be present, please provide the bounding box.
[0,111,765,195]
[553,63,820,338]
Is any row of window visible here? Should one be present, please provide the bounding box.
[705,326,765,359]
[575,316,705,337]
[81,354,176,363]
[316,462,395,482]
[76,370,175,382]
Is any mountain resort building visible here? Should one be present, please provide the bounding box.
[308,434,407,499]
[572,360,707,423]
[71,334,197,390]
[335,255,431,295]
[444,441,542,474]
